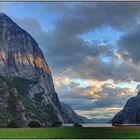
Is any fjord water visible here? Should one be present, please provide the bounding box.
[63,123,112,127]
[82,123,112,127]
[83,123,140,127]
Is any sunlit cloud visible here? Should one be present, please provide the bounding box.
[76,107,123,119]
[54,74,137,119]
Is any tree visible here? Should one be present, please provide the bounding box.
[73,123,83,127]
[28,121,41,128]
[118,120,123,126]
[51,121,62,127]
[7,120,20,128]
[112,120,123,126]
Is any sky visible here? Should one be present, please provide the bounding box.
[1,2,140,123]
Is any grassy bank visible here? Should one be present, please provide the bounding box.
[0,127,139,138]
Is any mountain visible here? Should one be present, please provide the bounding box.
[0,75,27,127]
[0,13,80,126]
[78,115,92,123]
[111,91,140,124]
[60,102,84,123]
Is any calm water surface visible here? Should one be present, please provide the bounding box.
[82,124,112,127]
[63,123,112,127]
[63,123,140,127]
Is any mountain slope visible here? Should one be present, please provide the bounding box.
[111,91,140,124]
[0,75,27,126]
[60,102,84,123]
[0,13,79,126]
[79,115,92,123]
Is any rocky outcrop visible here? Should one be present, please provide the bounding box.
[0,76,27,126]
[60,102,84,123]
[0,13,79,126]
[112,90,140,124]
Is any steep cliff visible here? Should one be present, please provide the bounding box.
[0,13,80,126]
[112,91,140,124]
[0,75,27,127]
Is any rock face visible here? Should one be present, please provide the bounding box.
[0,13,81,126]
[112,90,140,124]
[60,102,84,123]
[0,76,27,127]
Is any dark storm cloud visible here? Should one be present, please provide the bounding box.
[51,2,140,37]
[41,2,72,13]
[13,16,140,82]
[45,1,140,72]
[14,16,112,67]
[118,25,140,64]
[52,54,140,82]
[12,2,140,82]
[96,2,140,29]
[46,1,140,69]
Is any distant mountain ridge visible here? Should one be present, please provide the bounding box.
[0,13,83,126]
[60,102,85,123]
[78,115,93,123]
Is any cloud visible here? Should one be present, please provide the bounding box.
[76,107,122,119]
[10,3,140,83]
[96,2,140,29]
[54,75,136,118]
[13,8,138,73]
[53,54,140,82]
[118,25,140,64]
[136,84,140,92]
[51,2,140,37]
[41,2,72,14]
